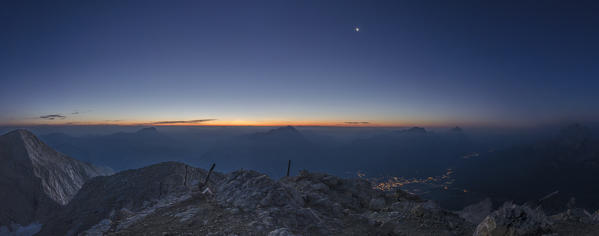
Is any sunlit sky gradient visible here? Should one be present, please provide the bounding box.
[2,1,598,127]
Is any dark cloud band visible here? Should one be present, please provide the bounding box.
[152,119,216,124]
[344,121,370,124]
[40,114,66,120]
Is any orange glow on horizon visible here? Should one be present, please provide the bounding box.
[1,117,502,128]
[1,119,447,127]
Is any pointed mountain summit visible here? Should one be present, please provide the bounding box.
[136,126,159,134]
[0,129,112,229]
[450,126,463,132]
[264,125,301,136]
[250,126,305,141]
[397,127,427,134]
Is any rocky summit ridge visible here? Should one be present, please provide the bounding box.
[39,162,475,235]
[37,161,599,236]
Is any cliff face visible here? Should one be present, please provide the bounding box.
[39,162,221,235]
[0,129,112,228]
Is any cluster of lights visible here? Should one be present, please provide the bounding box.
[359,168,457,192]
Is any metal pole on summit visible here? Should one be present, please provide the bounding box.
[204,163,216,186]
[286,160,291,177]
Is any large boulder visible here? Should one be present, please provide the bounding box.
[458,198,493,224]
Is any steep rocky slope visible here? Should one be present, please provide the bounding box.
[39,162,221,235]
[0,129,112,231]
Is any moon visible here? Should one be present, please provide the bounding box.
[354,27,360,32]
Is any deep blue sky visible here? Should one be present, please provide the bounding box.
[1,0,598,126]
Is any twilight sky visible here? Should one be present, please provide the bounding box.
[1,0,598,126]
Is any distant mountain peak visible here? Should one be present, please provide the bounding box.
[557,123,592,149]
[404,127,427,133]
[269,125,299,134]
[136,127,158,134]
[249,126,305,142]
[450,126,463,132]
[260,126,302,137]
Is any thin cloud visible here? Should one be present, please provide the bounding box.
[40,114,66,120]
[152,119,217,124]
[71,109,91,115]
[63,122,81,125]
[344,121,370,125]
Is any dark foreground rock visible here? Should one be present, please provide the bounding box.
[474,203,553,236]
[457,198,493,225]
[37,163,474,235]
[38,162,222,235]
[30,161,599,236]
[473,202,599,236]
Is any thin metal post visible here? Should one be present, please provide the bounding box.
[204,163,216,186]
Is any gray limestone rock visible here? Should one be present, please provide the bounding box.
[474,202,553,236]
[0,129,112,231]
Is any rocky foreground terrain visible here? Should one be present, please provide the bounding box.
[38,162,473,236]
[38,161,599,236]
[2,129,599,235]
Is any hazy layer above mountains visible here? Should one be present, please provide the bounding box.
[3,125,498,174]
[1,124,591,172]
